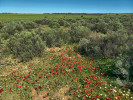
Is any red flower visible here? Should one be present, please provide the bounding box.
[83,96,87,100]
[116,95,120,99]
[14,74,17,77]
[106,97,111,100]
[88,94,90,96]
[19,76,22,78]
[40,85,43,88]
[85,90,88,93]
[125,84,127,87]
[46,75,49,77]
[90,88,93,92]
[43,94,47,98]
[24,88,27,91]
[0,88,3,93]
[102,81,107,83]
[17,79,19,83]
[108,89,112,91]
[79,91,82,94]
[78,87,80,89]
[73,92,76,95]
[94,83,98,87]
[89,75,93,78]
[39,75,43,78]
[92,97,95,99]
[75,77,78,81]
[9,87,12,92]
[88,81,91,84]
[101,73,105,75]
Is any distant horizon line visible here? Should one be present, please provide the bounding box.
[0,12,133,14]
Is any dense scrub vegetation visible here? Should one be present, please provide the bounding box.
[0,14,133,99]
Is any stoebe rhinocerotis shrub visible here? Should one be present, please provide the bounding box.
[7,31,46,61]
[78,30,133,90]
[23,21,37,29]
[0,21,24,35]
[69,25,91,43]
[35,28,70,47]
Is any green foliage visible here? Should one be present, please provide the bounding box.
[108,21,123,31]
[64,21,70,27]
[85,30,132,59]
[23,21,37,29]
[7,31,46,61]
[58,18,65,26]
[69,25,91,43]
[78,30,133,90]
[35,18,52,25]
[36,28,70,47]
[0,21,24,35]
[78,38,89,55]
[0,21,4,29]
[0,33,10,40]
[115,54,133,90]
[49,21,60,28]
[91,22,108,34]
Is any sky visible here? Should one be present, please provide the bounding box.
[0,0,133,13]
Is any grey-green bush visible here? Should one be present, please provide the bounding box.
[36,28,70,47]
[23,21,37,29]
[7,31,46,61]
[69,25,91,43]
[0,21,24,35]
[0,21,4,29]
[49,21,60,28]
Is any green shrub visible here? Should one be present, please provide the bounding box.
[78,38,90,55]
[0,33,10,40]
[23,21,37,29]
[7,31,46,61]
[91,22,108,34]
[64,21,70,27]
[0,21,24,35]
[69,25,91,43]
[0,21,4,29]
[58,18,65,26]
[35,18,52,25]
[36,28,70,47]
[115,53,133,90]
[1,22,17,35]
[49,21,60,28]
[16,22,24,31]
[108,21,123,31]
[78,30,133,90]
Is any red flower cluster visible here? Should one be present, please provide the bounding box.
[106,97,111,100]
[0,88,3,93]
[9,87,12,92]
[116,95,120,99]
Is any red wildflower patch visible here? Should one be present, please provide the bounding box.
[0,88,3,93]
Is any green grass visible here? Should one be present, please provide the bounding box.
[0,45,133,100]
[0,13,133,21]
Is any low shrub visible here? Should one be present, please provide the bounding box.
[0,21,24,35]
[91,22,108,34]
[7,31,46,61]
[0,33,10,40]
[0,21,4,29]
[23,21,37,29]
[69,25,91,43]
[49,21,60,28]
[36,28,70,47]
